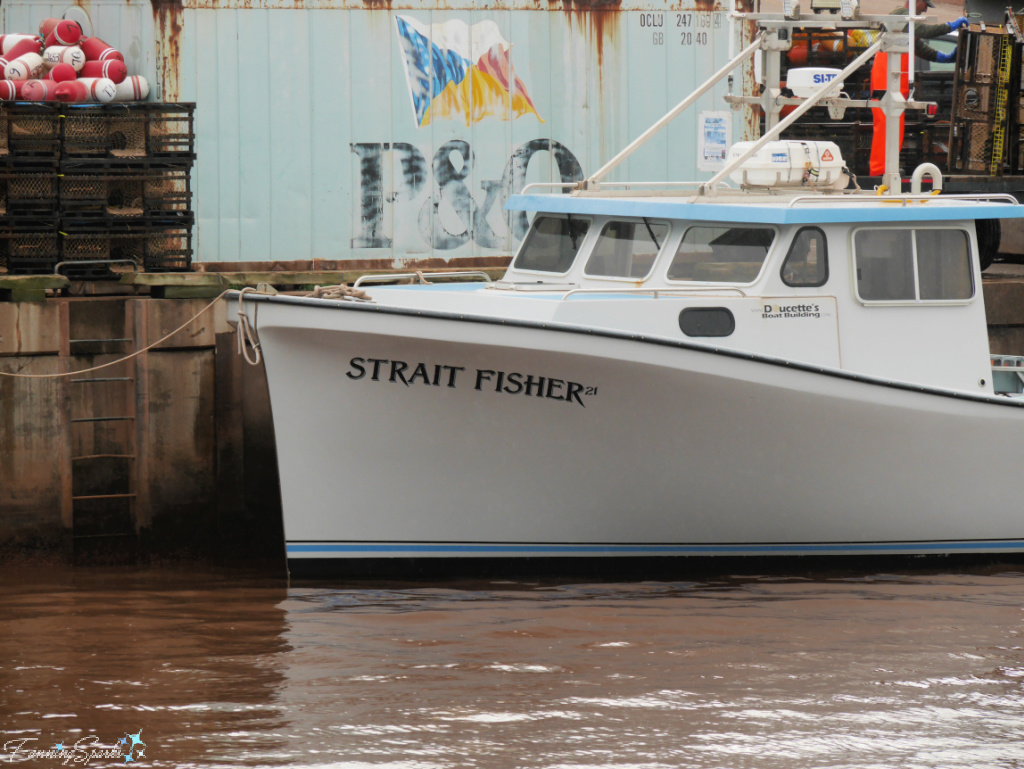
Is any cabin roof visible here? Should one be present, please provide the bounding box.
[505,193,1024,225]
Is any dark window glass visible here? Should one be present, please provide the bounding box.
[668,226,774,283]
[781,227,829,287]
[854,228,914,300]
[854,228,974,302]
[513,216,590,274]
[586,219,668,278]
[917,229,972,300]
[679,307,736,337]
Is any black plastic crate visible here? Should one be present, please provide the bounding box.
[61,226,192,273]
[1,229,61,275]
[61,103,195,163]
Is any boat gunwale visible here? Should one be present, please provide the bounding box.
[231,291,1024,410]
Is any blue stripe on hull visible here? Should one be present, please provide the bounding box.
[287,540,1024,557]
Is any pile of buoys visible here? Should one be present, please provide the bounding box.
[0,17,149,103]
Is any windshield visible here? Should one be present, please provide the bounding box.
[513,216,590,274]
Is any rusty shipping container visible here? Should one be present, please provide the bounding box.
[2,0,752,267]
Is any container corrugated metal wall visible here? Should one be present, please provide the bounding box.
[2,1,753,265]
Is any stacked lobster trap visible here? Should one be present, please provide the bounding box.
[948,23,1024,176]
[0,102,194,277]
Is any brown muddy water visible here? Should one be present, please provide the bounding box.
[2,565,1024,768]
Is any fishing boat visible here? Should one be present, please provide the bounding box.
[231,2,1024,576]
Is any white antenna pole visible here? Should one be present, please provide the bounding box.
[908,0,916,88]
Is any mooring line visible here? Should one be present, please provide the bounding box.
[0,289,235,380]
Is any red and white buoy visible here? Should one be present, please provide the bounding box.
[111,75,150,102]
[3,37,42,60]
[79,59,126,84]
[59,77,118,103]
[4,52,45,80]
[47,62,78,82]
[0,33,42,55]
[80,36,123,62]
[43,20,82,48]
[43,45,86,70]
[21,79,59,101]
[0,80,20,100]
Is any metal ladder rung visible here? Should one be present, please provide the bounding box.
[72,493,137,501]
[72,453,136,461]
[71,416,135,423]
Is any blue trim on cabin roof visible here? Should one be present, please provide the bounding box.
[504,194,1024,224]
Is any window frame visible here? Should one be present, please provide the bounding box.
[780,226,830,288]
[511,213,594,277]
[851,225,976,306]
[664,224,778,285]
[582,217,672,282]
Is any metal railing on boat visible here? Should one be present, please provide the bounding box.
[352,271,493,288]
[558,286,748,300]
[786,193,1021,207]
[519,181,735,195]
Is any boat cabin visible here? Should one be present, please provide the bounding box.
[496,190,1013,395]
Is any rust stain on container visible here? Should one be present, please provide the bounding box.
[549,0,622,70]
[151,0,183,103]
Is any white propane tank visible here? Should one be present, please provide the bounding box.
[727,141,849,191]
[786,67,844,98]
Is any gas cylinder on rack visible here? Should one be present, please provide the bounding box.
[5,52,45,80]
[21,79,58,101]
[4,37,42,60]
[44,20,82,48]
[111,75,149,102]
[79,59,126,84]
[43,45,85,70]
[80,37,123,62]
[0,34,42,55]
[47,63,78,82]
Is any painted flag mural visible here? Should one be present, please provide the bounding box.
[394,15,543,127]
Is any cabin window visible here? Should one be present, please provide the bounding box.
[781,227,829,287]
[585,219,669,279]
[667,226,775,283]
[854,228,973,302]
[513,215,590,274]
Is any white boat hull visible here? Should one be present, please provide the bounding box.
[240,296,1024,572]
